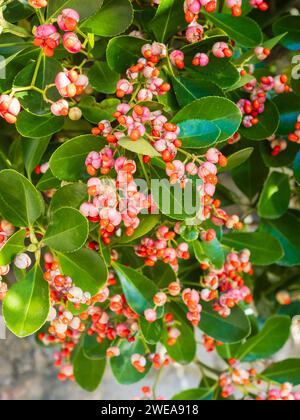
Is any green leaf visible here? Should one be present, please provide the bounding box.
[49,183,87,213]
[112,262,162,317]
[186,57,240,90]
[88,61,119,94]
[262,359,300,386]
[110,338,153,385]
[273,16,300,51]
[16,111,64,138]
[13,58,61,115]
[106,35,146,74]
[82,0,133,37]
[193,239,225,270]
[47,0,103,20]
[232,146,268,199]
[0,229,26,265]
[220,147,254,173]
[199,302,251,344]
[162,303,196,364]
[36,169,61,192]
[74,346,106,392]
[204,12,262,47]
[258,172,291,219]
[44,207,89,253]
[273,93,300,135]
[118,137,161,157]
[49,135,105,181]
[239,100,279,140]
[151,166,201,221]
[172,76,224,108]
[260,141,299,169]
[177,120,221,148]
[0,169,44,227]
[151,0,186,43]
[3,264,50,337]
[144,260,177,289]
[172,97,242,142]
[140,317,163,345]
[83,333,110,360]
[172,388,214,401]
[57,247,107,296]
[22,136,51,176]
[260,213,300,267]
[113,214,160,244]
[237,316,291,361]
[79,97,120,124]
[222,232,284,266]
[294,151,300,185]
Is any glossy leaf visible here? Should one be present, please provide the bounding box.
[177,120,221,148]
[112,262,162,317]
[110,338,153,385]
[16,112,64,138]
[172,388,214,401]
[49,183,87,213]
[3,264,50,337]
[232,146,268,200]
[79,97,120,124]
[118,137,161,157]
[0,229,26,266]
[273,93,300,135]
[239,100,279,140]
[88,61,119,94]
[57,247,108,295]
[200,302,251,344]
[260,213,300,267]
[82,0,133,37]
[47,0,103,20]
[49,135,105,181]
[44,207,89,253]
[193,238,225,270]
[162,303,196,364]
[172,76,224,108]
[83,333,110,360]
[106,36,146,73]
[222,232,284,266]
[258,172,291,220]
[262,359,300,386]
[172,97,242,142]
[22,136,51,176]
[205,12,262,47]
[114,215,160,244]
[273,16,300,51]
[0,169,44,227]
[74,347,106,392]
[151,0,186,43]
[219,147,254,173]
[237,316,291,361]
[140,317,163,345]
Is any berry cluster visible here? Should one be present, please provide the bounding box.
[219,359,300,400]
[238,75,290,128]
[201,250,253,318]
[80,156,152,243]
[288,114,300,144]
[33,8,81,57]
[0,95,21,124]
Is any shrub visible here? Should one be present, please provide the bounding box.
[0,0,300,400]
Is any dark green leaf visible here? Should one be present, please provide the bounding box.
[0,229,26,265]
[44,207,89,253]
[74,347,106,392]
[222,232,284,266]
[258,172,291,219]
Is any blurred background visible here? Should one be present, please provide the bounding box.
[0,326,299,400]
